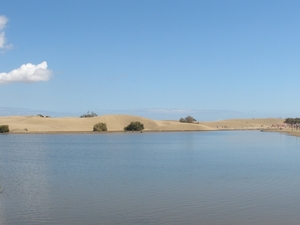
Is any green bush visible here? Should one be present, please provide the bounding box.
[37,114,51,118]
[179,116,197,123]
[0,125,9,133]
[80,111,98,118]
[93,122,107,132]
[284,117,300,125]
[124,121,144,131]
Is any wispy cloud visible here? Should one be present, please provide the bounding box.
[0,107,77,117]
[96,108,242,120]
[0,61,53,84]
[140,108,241,115]
[0,15,12,50]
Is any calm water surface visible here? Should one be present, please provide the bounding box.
[1,131,300,225]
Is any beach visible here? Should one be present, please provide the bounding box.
[0,115,285,133]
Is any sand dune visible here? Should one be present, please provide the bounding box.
[154,120,213,131]
[0,115,285,133]
[202,118,285,129]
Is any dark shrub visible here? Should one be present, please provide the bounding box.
[93,122,107,131]
[124,121,144,131]
[80,111,98,118]
[179,116,197,123]
[0,125,9,133]
[179,118,186,123]
[284,118,300,125]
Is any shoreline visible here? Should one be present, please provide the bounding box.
[6,128,278,135]
[0,115,289,136]
[261,129,300,138]
[4,128,300,139]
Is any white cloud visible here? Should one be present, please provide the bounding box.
[0,61,53,84]
[0,15,10,49]
[0,32,5,48]
[0,15,7,30]
[0,16,51,84]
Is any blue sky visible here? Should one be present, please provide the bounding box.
[1,0,300,120]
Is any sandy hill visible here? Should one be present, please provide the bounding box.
[0,115,285,133]
[202,118,285,129]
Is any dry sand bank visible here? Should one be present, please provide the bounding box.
[202,118,285,130]
[281,130,300,137]
[0,115,285,134]
[261,128,300,138]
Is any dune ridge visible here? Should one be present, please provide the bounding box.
[0,114,285,133]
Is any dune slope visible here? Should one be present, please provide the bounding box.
[0,115,285,133]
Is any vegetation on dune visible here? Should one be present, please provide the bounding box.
[80,111,98,118]
[0,125,9,133]
[284,118,300,125]
[36,114,51,118]
[93,122,107,132]
[124,121,144,131]
[179,116,197,123]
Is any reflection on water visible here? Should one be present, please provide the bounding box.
[1,131,300,224]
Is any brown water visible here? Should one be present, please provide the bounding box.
[0,131,300,224]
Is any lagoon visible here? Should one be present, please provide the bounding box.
[1,131,300,224]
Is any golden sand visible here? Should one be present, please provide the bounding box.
[0,115,285,133]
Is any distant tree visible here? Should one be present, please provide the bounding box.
[124,121,144,131]
[93,122,107,132]
[185,116,196,123]
[284,117,300,125]
[36,114,51,118]
[0,125,9,133]
[179,118,186,123]
[90,112,97,117]
[80,111,98,118]
[179,116,197,123]
[285,118,293,124]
